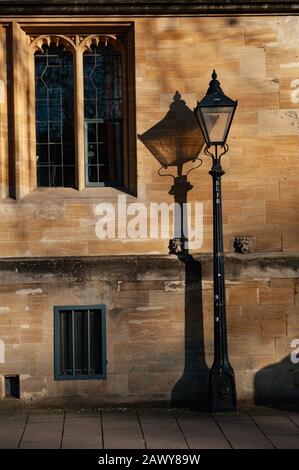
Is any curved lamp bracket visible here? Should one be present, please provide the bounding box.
[157,156,203,180]
[158,166,175,180]
[204,143,229,163]
[185,157,203,177]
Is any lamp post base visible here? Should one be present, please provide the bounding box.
[209,364,237,412]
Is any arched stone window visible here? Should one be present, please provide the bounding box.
[4,24,136,198]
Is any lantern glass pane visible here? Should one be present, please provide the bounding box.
[195,109,209,145]
[201,106,234,144]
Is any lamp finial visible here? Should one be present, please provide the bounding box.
[206,69,223,96]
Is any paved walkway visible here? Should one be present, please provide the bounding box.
[0,407,299,449]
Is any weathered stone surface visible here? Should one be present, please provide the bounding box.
[259,287,294,305]
[1,16,299,257]
[227,286,258,305]
[0,254,297,405]
[1,12,299,408]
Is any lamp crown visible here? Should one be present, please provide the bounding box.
[206,69,224,96]
[173,90,181,101]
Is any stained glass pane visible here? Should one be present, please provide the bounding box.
[34,43,75,187]
[36,144,48,164]
[83,42,124,187]
[36,122,48,143]
[49,122,61,143]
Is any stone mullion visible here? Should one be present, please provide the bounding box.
[75,43,85,190]
[12,22,31,199]
[0,25,9,199]
[27,46,37,193]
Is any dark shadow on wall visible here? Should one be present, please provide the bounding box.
[168,172,209,408]
[254,355,299,411]
[138,91,204,170]
[138,92,208,408]
[170,253,209,409]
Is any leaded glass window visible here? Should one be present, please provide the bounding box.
[83,43,124,187]
[35,43,75,187]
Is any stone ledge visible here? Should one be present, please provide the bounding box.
[1,1,299,15]
[0,252,298,283]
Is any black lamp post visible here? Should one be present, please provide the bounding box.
[194,70,238,412]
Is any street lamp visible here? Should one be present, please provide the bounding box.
[194,70,238,412]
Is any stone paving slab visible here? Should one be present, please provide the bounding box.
[247,411,299,449]
[102,411,145,449]
[213,412,274,449]
[138,411,188,449]
[105,439,145,450]
[19,415,63,449]
[62,415,102,449]
[0,414,28,449]
[102,410,140,427]
[0,408,298,449]
[28,414,64,423]
[285,412,299,428]
[175,412,231,449]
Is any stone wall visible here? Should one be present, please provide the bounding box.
[0,13,299,407]
[0,254,298,407]
[0,16,299,255]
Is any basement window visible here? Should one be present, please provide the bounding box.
[54,305,106,380]
[5,375,20,399]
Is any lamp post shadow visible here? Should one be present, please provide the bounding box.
[170,253,209,409]
[138,91,209,409]
[168,175,209,409]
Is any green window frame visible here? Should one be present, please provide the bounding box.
[54,305,106,380]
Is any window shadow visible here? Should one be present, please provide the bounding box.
[254,355,299,411]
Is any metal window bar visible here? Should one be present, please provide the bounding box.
[70,309,94,376]
[87,309,91,376]
[60,312,64,374]
[71,310,75,376]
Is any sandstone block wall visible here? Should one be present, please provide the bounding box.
[0,13,298,407]
[0,255,298,407]
[0,16,299,255]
